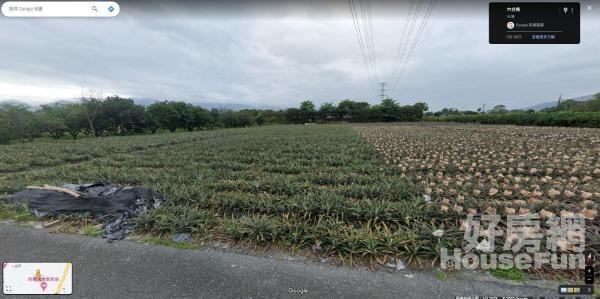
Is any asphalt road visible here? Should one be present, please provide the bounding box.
[0,225,559,298]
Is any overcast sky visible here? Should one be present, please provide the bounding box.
[0,0,598,111]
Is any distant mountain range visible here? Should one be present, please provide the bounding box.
[0,98,284,111]
[0,99,42,110]
[3,93,598,112]
[521,93,597,111]
[131,98,284,110]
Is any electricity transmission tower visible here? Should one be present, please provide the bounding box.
[378,82,387,101]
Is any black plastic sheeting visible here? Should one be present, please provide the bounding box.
[7,182,163,241]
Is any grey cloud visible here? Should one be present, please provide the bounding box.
[0,1,599,111]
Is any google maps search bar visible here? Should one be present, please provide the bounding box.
[1,1,120,17]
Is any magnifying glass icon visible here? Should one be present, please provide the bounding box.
[91,6,98,12]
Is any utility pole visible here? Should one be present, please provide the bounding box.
[378,82,387,101]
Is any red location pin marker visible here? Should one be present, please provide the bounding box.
[40,281,47,291]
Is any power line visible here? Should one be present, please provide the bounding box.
[390,0,421,89]
[361,0,378,94]
[346,0,436,101]
[397,1,437,79]
[348,0,375,96]
[366,0,378,84]
[391,0,437,94]
[390,0,425,92]
[359,0,374,84]
[389,0,416,91]
[348,0,379,99]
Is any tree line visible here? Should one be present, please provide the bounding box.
[424,93,600,128]
[427,92,600,117]
[286,99,428,123]
[0,96,428,144]
[428,111,600,128]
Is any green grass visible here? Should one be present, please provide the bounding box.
[489,267,525,283]
[139,236,201,250]
[81,225,103,237]
[0,203,38,222]
[435,270,448,281]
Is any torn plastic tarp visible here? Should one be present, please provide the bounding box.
[7,182,163,241]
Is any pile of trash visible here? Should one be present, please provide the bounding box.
[7,182,163,241]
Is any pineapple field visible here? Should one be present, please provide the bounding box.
[0,124,598,275]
